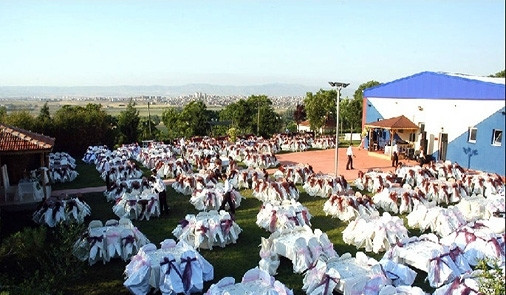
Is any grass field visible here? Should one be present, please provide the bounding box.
[0,157,434,295]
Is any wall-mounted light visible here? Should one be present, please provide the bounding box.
[418,106,423,111]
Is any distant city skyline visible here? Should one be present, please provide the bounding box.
[0,0,504,94]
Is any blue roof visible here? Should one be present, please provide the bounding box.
[363,71,505,100]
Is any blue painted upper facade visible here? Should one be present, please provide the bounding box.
[363,71,505,100]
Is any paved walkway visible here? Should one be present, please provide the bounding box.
[273,146,419,180]
[52,147,417,196]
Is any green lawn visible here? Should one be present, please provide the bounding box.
[0,158,434,295]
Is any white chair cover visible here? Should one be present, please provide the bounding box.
[124,264,152,295]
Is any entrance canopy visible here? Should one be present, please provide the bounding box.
[364,115,419,155]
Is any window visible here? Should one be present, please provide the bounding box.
[492,129,502,146]
[468,127,477,143]
[409,132,416,142]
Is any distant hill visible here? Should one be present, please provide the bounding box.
[0,83,321,98]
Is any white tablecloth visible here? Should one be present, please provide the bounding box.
[112,190,160,220]
[124,241,214,294]
[172,210,241,250]
[17,181,48,201]
[261,226,336,274]
[72,219,149,264]
[32,196,91,227]
[205,267,294,295]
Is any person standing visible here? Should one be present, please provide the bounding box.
[104,157,111,190]
[346,144,356,170]
[392,141,399,167]
[219,173,236,218]
[151,173,168,215]
[418,146,425,167]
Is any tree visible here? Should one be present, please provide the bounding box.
[353,80,381,135]
[341,98,362,143]
[161,107,183,140]
[179,100,210,137]
[353,80,381,102]
[3,110,36,131]
[220,99,252,134]
[0,106,7,123]
[303,90,336,133]
[117,100,140,144]
[52,103,114,156]
[489,70,505,78]
[138,117,160,141]
[246,95,281,137]
[293,104,306,132]
[34,102,53,136]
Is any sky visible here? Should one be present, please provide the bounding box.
[0,0,504,94]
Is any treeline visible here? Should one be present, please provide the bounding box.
[0,95,286,157]
[0,83,377,158]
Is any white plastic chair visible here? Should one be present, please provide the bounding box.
[1,164,17,202]
[160,238,177,250]
[88,228,108,265]
[120,228,138,261]
[159,253,184,294]
[123,262,152,295]
[105,219,119,226]
[105,227,122,260]
[179,250,204,294]
[88,219,103,229]
[119,217,132,228]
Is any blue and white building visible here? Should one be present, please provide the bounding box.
[363,71,505,175]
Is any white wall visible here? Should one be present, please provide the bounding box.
[367,97,504,153]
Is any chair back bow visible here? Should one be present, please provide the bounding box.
[160,256,182,278]
[181,256,198,292]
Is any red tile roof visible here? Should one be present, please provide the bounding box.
[0,124,55,153]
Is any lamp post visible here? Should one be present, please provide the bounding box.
[328,81,350,177]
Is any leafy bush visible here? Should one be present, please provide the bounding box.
[0,223,86,294]
[476,259,505,295]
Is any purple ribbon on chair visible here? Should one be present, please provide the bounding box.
[269,211,277,232]
[66,199,79,213]
[205,192,214,207]
[147,197,155,213]
[87,235,103,247]
[181,256,197,292]
[178,219,189,228]
[443,276,461,295]
[429,255,451,286]
[449,246,463,262]
[160,257,182,278]
[287,216,300,226]
[122,235,135,245]
[321,274,340,295]
[51,201,63,220]
[461,229,477,244]
[487,238,504,257]
[301,210,311,226]
[138,199,148,217]
[197,225,208,236]
[220,219,233,235]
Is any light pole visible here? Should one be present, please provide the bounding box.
[257,99,260,135]
[328,81,350,177]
